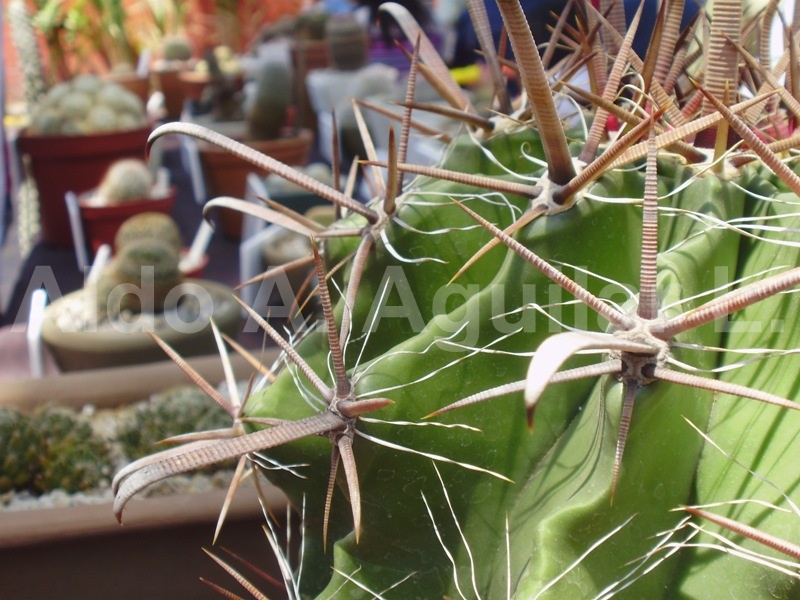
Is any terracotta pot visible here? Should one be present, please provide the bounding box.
[41,279,240,372]
[154,67,189,120]
[197,129,314,239]
[78,188,177,254]
[17,127,151,248]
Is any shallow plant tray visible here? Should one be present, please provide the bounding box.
[0,480,285,549]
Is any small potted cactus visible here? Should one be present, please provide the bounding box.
[195,60,313,238]
[40,212,239,372]
[77,158,177,254]
[16,73,152,248]
[152,34,195,120]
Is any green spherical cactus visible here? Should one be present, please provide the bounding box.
[114,212,182,254]
[34,407,112,494]
[107,238,183,313]
[118,386,232,463]
[325,14,369,71]
[28,75,147,135]
[0,409,41,494]
[246,61,292,141]
[97,159,154,204]
[161,35,193,62]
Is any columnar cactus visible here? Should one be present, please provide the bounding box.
[115,1,800,598]
[326,13,369,71]
[246,61,293,141]
[6,0,46,108]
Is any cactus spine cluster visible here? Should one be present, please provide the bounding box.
[116,1,800,598]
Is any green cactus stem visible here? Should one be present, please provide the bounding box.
[246,62,293,141]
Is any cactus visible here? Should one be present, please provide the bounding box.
[160,34,193,63]
[292,8,331,41]
[115,1,800,598]
[246,61,292,141]
[326,13,369,71]
[102,238,183,314]
[0,407,111,495]
[28,75,147,135]
[35,407,113,494]
[118,386,232,463]
[6,0,46,109]
[96,159,154,205]
[0,409,42,494]
[114,212,182,255]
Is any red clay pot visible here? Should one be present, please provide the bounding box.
[78,188,177,255]
[17,126,151,248]
[197,129,313,239]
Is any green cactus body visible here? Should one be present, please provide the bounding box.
[35,408,112,494]
[116,3,800,598]
[0,409,41,494]
[242,149,759,597]
[246,62,292,141]
[0,407,111,496]
[114,212,182,254]
[106,239,183,313]
[326,14,369,71]
[97,159,153,204]
[161,35,192,62]
[28,75,146,135]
